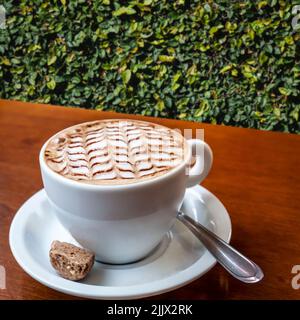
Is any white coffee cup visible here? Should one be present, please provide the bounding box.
[39,125,213,264]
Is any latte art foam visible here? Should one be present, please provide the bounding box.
[44,119,187,184]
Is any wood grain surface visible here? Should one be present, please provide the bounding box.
[0,99,300,300]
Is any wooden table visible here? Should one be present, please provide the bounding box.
[0,99,300,300]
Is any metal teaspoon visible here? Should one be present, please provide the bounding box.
[177,211,264,283]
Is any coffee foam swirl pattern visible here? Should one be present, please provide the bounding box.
[44,119,187,184]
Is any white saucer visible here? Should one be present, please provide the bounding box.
[9,185,231,299]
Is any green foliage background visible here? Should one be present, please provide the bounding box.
[0,0,300,133]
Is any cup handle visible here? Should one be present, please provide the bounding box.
[186,139,213,188]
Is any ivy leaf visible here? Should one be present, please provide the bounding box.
[258,1,268,9]
[231,69,238,77]
[47,78,56,90]
[66,53,75,63]
[172,72,181,84]
[155,100,165,112]
[158,55,175,63]
[47,55,57,66]
[113,7,136,16]
[290,109,299,121]
[274,108,281,117]
[209,25,223,36]
[1,57,11,66]
[73,31,86,46]
[129,21,138,33]
[27,44,41,53]
[220,65,232,74]
[14,66,24,74]
[279,87,291,96]
[121,69,131,84]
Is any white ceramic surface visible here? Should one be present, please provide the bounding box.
[9,185,231,300]
[39,129,213,264]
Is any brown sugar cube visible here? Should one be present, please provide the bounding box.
[49,241,95,281]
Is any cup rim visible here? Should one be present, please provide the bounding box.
[39,121,192,191]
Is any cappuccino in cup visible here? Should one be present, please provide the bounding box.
[44,119,188,185]
[40,119,213,264]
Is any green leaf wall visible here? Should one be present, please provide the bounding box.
[0,0,299,133]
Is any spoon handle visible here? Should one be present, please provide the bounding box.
[177,211,264,283]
